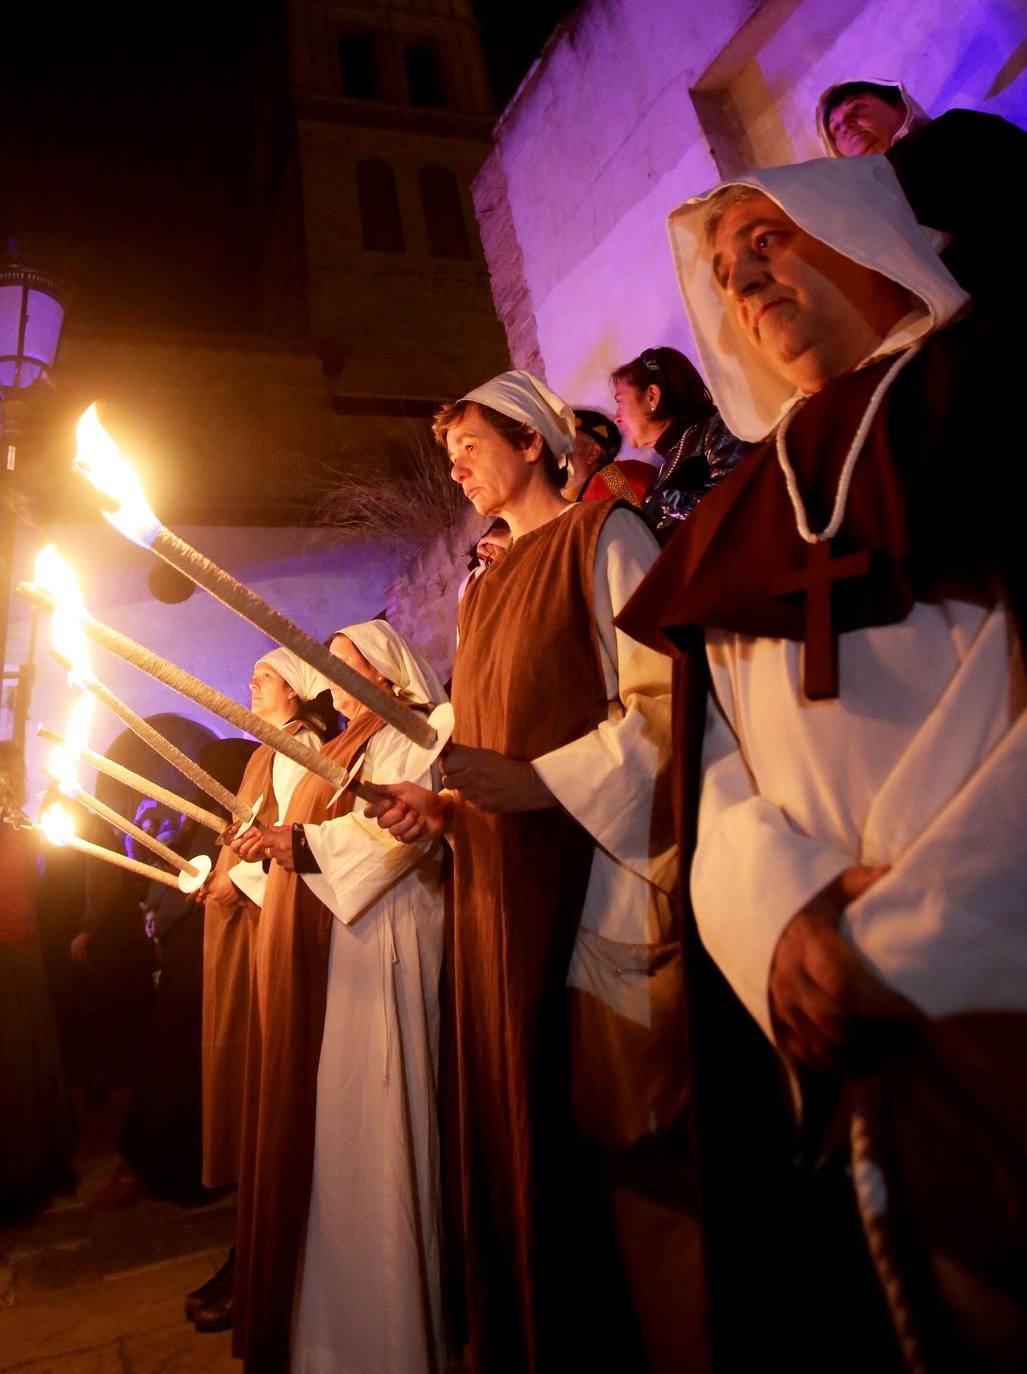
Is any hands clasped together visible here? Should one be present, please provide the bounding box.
[769,864,920,1074]
[193,821,297,902]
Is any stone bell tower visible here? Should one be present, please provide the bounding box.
[260,0,510,469]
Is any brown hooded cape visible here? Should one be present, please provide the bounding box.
[617,310,1027,1371]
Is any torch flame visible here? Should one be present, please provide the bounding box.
[46,695,96,796]
[40,801,76,846]
[33,545,94,687]
[72,405,161,548]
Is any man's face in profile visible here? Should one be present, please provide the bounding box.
[828,91,907,156]
[709,191,911,392]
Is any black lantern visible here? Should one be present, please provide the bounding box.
[1,239,67,735]
[0,245,65,398]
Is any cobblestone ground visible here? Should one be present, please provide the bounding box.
[0,1096,237,1373]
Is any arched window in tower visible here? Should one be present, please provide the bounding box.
[357,160,405,253]
[403,42,446,108]
[338,32,379,100]
[419,167,471,260]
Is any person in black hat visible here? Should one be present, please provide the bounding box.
[566,408,656,507]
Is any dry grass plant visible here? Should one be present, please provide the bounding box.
[317,434,467,546]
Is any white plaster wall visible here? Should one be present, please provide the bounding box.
[530,139,717,425]
[492,0,757,319]
[384,504,482,685]
[481,0,1026,452]
[485,0,759,448]
[6,521,403,808]
[728,0,1027,166]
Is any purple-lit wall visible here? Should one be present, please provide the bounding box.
[474,0,1026,439]
[7,521,404,809]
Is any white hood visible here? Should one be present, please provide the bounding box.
[816,78,931,156]
[665,157,969,442]
[331,619,446,712]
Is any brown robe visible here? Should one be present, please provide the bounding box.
[448,500,644,1374]
[849,1011,1027,1374]
[231,713,385,1374]
[617,311,1027,1371]
[201,722,308,1189]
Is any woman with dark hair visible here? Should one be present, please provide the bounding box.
[612,344,750,540]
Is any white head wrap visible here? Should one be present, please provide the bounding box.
[330,620,446,712]
[666,156,969,442]
[255,647,329,703]
[461,370,576,462]
[815,79,931,157]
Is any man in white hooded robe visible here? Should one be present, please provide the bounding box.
[620,155,1027,1372]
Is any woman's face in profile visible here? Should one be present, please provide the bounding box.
[328,636,388,721]
[613,379,659,449]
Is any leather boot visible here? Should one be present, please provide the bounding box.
[185,1248,234,1325]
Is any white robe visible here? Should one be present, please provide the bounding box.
[290,725,445,1374]
[229,731,321,908]
[692,596,1027,1043]
[528,507,676,1021]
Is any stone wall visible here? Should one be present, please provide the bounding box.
[297,115,509,401]
[471,151,546,376]
[473,0,1027,431]
[383,504,482,685]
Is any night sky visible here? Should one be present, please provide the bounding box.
[3,2,272,331]
[475,0,578,107]
[2,0,575,335]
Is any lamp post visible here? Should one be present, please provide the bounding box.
[0,238,66,738]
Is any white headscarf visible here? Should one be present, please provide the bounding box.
[665,156,969,442]
[815,79,931,157]
[461,370,576,460]
[256,647,329,703]
[330,620,446,712]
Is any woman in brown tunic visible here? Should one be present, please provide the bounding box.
[185,648,327,1332]
[369,373,678,1374]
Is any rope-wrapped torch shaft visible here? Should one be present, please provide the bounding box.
[54,657,253,824]
[36,726,225,834]
[63,786,197,875]
[39,831,181,889]
[150,528,435,749]
[18,585,376,805]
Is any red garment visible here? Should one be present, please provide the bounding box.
[0,824,38,945]
[850,1011,1027,1373]
[580,459,656,507]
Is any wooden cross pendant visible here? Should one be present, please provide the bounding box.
[773,541,871,700]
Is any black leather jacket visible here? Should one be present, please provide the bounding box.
[641,411,751,541]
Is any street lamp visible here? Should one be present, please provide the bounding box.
[1,238,67,741]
